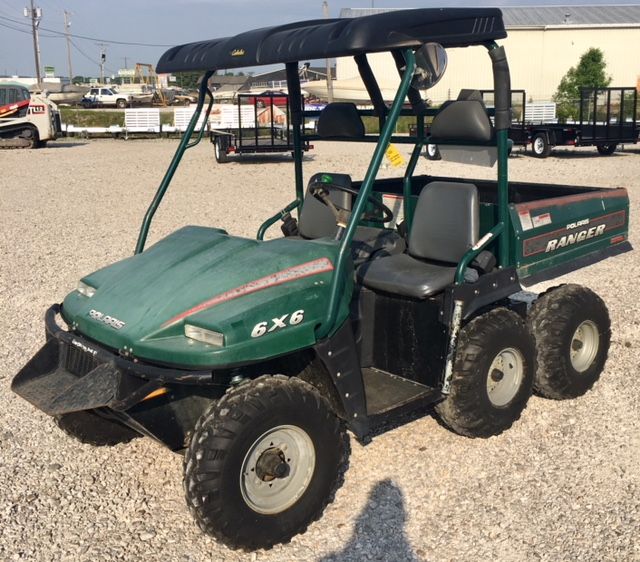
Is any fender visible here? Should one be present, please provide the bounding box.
[313,319,369,439]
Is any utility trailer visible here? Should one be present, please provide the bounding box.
[12,8,632,552]
[528,86,638,157]
[210,92,311,163]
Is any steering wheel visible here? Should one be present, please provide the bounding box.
[308,180,394,225]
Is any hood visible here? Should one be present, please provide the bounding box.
[62,226,349,367]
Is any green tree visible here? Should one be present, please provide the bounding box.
[553,48,611,122]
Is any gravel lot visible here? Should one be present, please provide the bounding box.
[1,139,639,562]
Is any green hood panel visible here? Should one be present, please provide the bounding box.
[62,227,352,368]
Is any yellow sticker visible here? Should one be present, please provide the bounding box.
[385,144,405,167]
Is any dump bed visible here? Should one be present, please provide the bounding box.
[362,175,631,284]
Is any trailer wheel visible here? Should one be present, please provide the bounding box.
[527,284,610,400]
[425,143,441,160]
[184,375,349,550]
[213,136,230,163]
[55,410,141,447]
[435,308,535,438]
[531,133,551,158]
[596,143,617,156]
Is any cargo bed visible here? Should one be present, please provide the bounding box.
[361,175,631,283]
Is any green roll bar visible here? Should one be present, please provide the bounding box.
[135,70,214,254]
[317,48,417,339]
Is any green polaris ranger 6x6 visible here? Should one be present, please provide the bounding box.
[13,8,631,551]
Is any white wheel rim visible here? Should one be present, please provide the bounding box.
[427,144,437,157]
[214,141,220,159]
[240,425,315,515]
[570,320,599,372]
[533,137,544,154]
[486,347,525,407]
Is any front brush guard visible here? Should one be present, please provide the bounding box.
[11,304,212,416]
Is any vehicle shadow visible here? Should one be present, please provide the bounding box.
[528,150,627,160]
[319,479,427,562]
[231,154,316,165]
[48,141,89,148]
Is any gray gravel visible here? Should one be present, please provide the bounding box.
[1,139,639,562]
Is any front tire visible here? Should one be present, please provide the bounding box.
[527,284,610,399]
[435,308,535,438]
[184,375,349,550]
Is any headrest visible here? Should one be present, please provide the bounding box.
[430,90,493,143]
[317,103,365,138]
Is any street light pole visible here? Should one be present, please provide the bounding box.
[64,10,74,83]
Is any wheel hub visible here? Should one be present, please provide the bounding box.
[486,347,525,407]
[240,425,316,515]
[255,448,289,481]
[570,320,599,372]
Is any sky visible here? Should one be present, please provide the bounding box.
[1,0,639,78]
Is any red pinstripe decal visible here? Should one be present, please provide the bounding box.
[162,257,334,328]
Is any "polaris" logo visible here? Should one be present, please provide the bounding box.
[545,224,606,253]
[88,309,126,330]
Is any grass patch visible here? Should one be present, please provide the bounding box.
[60,108,173,127]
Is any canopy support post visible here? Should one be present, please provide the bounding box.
[286,62,305,207]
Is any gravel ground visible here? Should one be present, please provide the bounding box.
[1,139,639,562]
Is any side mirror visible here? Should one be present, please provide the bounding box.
[413,43,447,90]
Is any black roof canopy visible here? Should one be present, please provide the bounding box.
[156,8,506,73]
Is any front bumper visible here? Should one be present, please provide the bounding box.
[11,304,212,417]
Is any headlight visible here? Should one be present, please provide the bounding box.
[77,280,96,298]
[185,324,225,347]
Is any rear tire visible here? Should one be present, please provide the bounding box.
[527,284,610,399]
[426,143,441,160]
[183,375,349,550]
[55,410,141,447]
[116,98,128,109]
[531,133,551,158]
[596,143,617,156]
[435,308,535,438]
[213,136,230,163]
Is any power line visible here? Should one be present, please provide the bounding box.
[0,19,60,38]
[0,13,173,47]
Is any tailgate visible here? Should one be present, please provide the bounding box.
[511,187,630,282]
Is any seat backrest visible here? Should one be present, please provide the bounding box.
[298,173,352,239]
[409,181,479,263]
[430,89,493,143]
[317,103,365,138]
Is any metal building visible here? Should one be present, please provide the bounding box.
[339,5,640,103]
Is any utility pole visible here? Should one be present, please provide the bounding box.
[322,1,333,103]
[96,43,107,83]
[24,1,42,86]
[64,11,73,83]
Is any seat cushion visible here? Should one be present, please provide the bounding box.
[357,253,456,299]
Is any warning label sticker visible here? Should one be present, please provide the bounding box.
[532,212,552,228]
[518,209,534,231]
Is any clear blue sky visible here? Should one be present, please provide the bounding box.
[0,0,638,78]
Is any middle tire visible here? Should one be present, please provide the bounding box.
[183,375,349,550]
[435,307,535,438]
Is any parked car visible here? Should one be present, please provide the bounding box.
[81,87,132,109]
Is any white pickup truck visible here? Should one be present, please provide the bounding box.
[81,87,132,109]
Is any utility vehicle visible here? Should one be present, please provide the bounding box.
[0,82,61,148]
[13,8,631,551]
